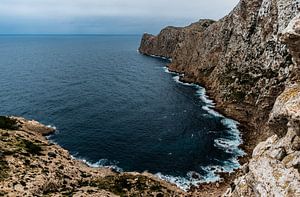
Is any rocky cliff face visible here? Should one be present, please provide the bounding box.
[224,14,300,197]
[225,81,300,196]
[140,0,300,148]
[140,0,300,196]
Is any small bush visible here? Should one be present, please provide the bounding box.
[19,139,42,155]
[0,160,9,181]
[0,116,18,130]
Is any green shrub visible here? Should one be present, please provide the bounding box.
[0,160,9,181]
[0,116,18,130]
[18,139,42,155]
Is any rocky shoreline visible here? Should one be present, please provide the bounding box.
[1,0,300,196]
[139,0,300,196]
[0,116,185,196]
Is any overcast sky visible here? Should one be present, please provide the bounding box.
[0,0,239,34]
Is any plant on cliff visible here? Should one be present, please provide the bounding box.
[0,116,18,130]
[90,174,165,197]
[0,159,9,181]
[18,139,42,155]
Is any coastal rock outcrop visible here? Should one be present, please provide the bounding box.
[139,19,215,59]
[0,116,184,196]
[224,85,300,196]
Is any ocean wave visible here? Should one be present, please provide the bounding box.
[72,156,239,191]
[201,106,223,117]
[163,65,245,187]
[155,172,203,191]
[136,50,172,62]
[73,157,123,172]
[195,88,216,107]
[172,76,196,87]
[149,54,172,62]
[156,162,239,191]
[214,138,244,155]
[46,124,57,130]
[72,155,242,191]
[163,66,176,74]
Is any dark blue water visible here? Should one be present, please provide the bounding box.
[0,35,243,189]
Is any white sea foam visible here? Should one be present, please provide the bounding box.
[155,172,203,191]
[163,66,176,74]
[195,88,216,107]
[73,157,123,172]
[202,106,223,117]
[172,76,195,87]
[149,54,172,62]
[156,162,240,191]
[214,138,242,155]
[162,65,246,189]
[46,124,57,130]
[220,119,245,156]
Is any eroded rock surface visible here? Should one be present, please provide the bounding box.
[224,80,300,196]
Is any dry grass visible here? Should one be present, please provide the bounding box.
[279,86,300,102]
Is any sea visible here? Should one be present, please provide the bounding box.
[0,35,244,190]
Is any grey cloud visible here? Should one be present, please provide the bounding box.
[0,0,239,34]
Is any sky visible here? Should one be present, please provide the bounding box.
[0,0,239,34]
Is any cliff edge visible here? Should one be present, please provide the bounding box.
[140,0,300,196]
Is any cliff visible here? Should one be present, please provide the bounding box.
[1,0,300,196]
[140,0,299,148]
[140,0,300,196]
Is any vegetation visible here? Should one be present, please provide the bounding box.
[279,86,300,102]
[0,159,9,181]
[89,174,164,197]
[0,116,18,130]
[225,90,246,102]
[18,139,42,155]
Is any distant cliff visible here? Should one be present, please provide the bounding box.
[140,0,300,196]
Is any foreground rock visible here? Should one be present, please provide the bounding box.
[226,11,300,197]
[0,116,184,196]
[224,84,300,196]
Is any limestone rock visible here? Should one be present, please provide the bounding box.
[227,131,300,197]
[269,84,300,137]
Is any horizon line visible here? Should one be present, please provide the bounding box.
[0,33,142,36]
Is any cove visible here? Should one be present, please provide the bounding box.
[0,35,244,189]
